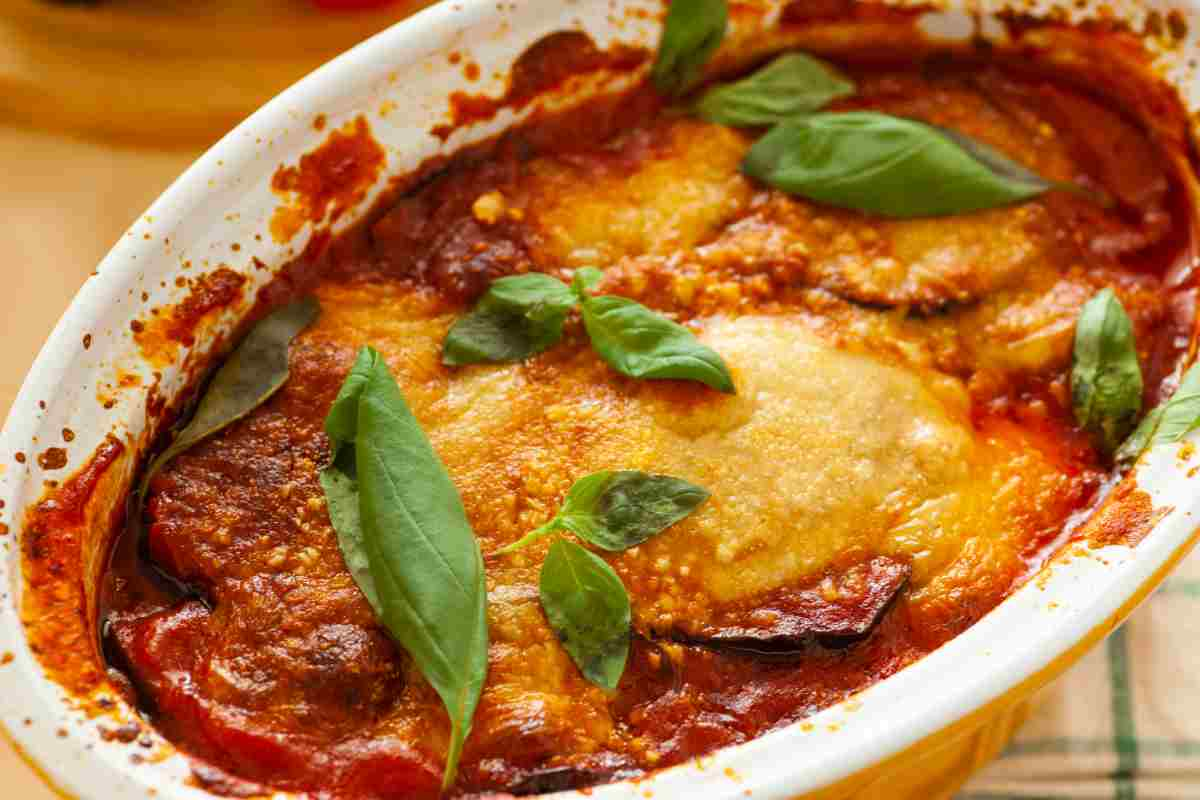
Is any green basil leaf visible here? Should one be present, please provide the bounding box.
[694,52,855,126]
[321,346,488,790]
[934,125,1107,206]
[933,125,1055,196]
[650,0,729,97]
[1071,289,1143,454]
[558,470,709,551]
[1116,362,1200,463]
[539,538,631,690]
[579,294,735,392]
[324,343,376,454]
[138,296,319,496]
[1115,404,1164,465]
[443,273,578,366]
[741,111,1052,218]
[1149,364,1200,443]
[499,470,709,554]
[318,451,377,613]
[320,347,380,613]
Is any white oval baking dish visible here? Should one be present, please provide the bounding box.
[3,1,1200,799]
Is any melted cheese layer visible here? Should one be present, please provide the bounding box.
[293,285,1070,646]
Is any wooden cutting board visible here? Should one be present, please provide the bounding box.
[0,0,435,145]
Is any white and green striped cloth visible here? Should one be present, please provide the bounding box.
[959,549,1200,800]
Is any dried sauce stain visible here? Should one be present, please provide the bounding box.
[36,448,68,471]
[22,435,125,699]
[430,31,649,140]
[269,116,386,244]
[0,652,13,665]
[133,268,248,367]
[99,723,142,744]
[1080,479,1172,548]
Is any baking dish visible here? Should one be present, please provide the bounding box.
[3,1,1200,798]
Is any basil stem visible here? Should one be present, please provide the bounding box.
[651,0,728,97]
[138,296,320,499]
[694,52,855,126]
[1117,361,1200,464]
[1071,289,1143,454]
[321,346,488,790]
[540,538,632,691]
[499,470,710,554]
[574,273,735,393]
[741,111,1055,218]
[442,273,578,366]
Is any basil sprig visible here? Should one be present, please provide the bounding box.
[500,469,710,554]
[694,52,855,126]
[1117,362,1200,464]
[321,347,488,790]
[1071,289,1143,454]
[443,273,578,366]
[443,269,735,393]
[500,470,708,689]
[138,296,320,499]
[651,0,728,97]
[741,111,1057,218]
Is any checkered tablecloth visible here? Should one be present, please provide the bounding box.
[960,549,1200,800]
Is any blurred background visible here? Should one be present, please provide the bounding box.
[3,2,1200,798]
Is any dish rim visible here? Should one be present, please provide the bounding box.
[2,2,1200,799]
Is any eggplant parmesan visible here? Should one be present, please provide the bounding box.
[22,11,1200,800]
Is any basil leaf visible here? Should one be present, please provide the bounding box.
[139,296,319,496]
[443,273,578,365]
[499,470,709,554]
[1115,404,1164,465]
[579,294,735,392]
[694,52,855,126]
[1116,362,1200,463]
[321,346,488,790]
[324,343,376,452]
[539,538,631,690]
[1071,289,1143,454]
[741,111,1052,218]
[935,124,1106,206]
[318,452,377,613]
[650,0,728,97]
[558,470,709,551]
[933,125,1055,196]
[321,347,380,612]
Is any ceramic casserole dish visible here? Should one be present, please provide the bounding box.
[4,1,1200,798]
